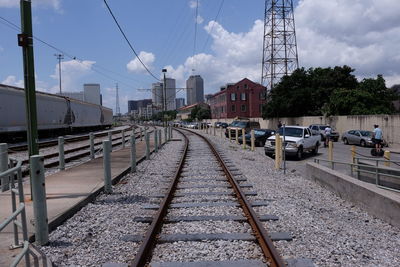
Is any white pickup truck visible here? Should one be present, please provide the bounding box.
[264,126,321,159]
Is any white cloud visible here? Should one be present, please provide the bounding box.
[50,59,95,93]
[2,75,24,88]
[0,0,61,9]
[196,15,204,24]
[164,20,264,95]
[295,0,400,79]
[189,0,199,9]
[126,51,155,74]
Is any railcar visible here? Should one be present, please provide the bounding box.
[0,84,112,140]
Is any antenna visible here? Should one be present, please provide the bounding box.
[261,0,299,91]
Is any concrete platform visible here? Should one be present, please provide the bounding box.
[0,131,160,266]
[306,162,400,228]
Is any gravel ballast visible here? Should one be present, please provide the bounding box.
[40,128,399,266]
[40,131,184,266]
[202,130,400,266]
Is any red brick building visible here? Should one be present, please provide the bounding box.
[209,78,266,119]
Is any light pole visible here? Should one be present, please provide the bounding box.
[162,69,167,127]
[54,53,63,94]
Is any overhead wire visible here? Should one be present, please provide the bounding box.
[0,15,145,89]
[201,0,225,52]
[103,0,160,81]
[192,0,199,71]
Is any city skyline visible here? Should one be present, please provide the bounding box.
[1,0,399,114]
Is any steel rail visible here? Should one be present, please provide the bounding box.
[8,126,134,152]
[12,128,155,178]
[130,128,189,267]
[131,128,285,267]
[190,130,285,267]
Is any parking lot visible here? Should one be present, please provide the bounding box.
[261,140,400,178]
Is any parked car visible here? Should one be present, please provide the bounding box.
[264,126,321,159]
[225,120,260,138]
[309,124,340,141]
[215,121,222,127]
[341,130,388,147]
[220,122,228,128]
[238,129,276,147]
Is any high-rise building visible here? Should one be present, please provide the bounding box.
[175,98,185,109]
[128,100,138,114]
[165,78,176,111]
[186,75,204,105]
[152,82,163,109]
[128,99,152,114]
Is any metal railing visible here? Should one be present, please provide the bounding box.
[314,158,400,193]
[0,158,31,267]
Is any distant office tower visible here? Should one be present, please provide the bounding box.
[186,75,204,105]
[83,84,101,105]
[165,78,176,111]
[261,0,299,91]
[128,99,152,114]
[152,82,163,109]
[152,79,176,111]
[176,98,185,109]
[128,100,138,113]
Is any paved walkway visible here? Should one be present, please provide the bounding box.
[0,131,159,266]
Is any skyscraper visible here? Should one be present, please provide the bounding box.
[165,78,176,111]
[152,82,163,109]
[152,79,176,111]
[186,75,204,105]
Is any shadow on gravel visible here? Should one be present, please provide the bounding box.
[97,195,149,204]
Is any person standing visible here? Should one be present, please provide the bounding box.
[373,124,383,153]
[324,125,332,147]
[277,120,282,129]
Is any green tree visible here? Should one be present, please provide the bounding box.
[262,66,395,118]
[189,105,211,120]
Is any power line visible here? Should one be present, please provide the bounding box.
[0,15,145,88]
[103,0,160,81]
[201,0,225,52]
[193,0,199,60]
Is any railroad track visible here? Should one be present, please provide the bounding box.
[8,126,155,178]
[131,129,288,266]
[8,126,134,152]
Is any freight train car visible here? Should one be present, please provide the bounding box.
[0,84,113,139]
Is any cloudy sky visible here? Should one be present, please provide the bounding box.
[1,0,399,113]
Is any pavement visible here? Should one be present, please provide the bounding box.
[0,131,158,266]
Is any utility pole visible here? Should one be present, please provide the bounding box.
[115,83,120,116]
[162,69,167,127]
[18,0,38,157]
[54,53,64,94]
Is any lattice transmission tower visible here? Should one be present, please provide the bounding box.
[261,0,299,91]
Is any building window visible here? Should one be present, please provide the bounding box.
[241,93,246,101]
[231,93,236,101]
[237,85,240,90]
[244,84,248,89]
[259,92,266,100]
[241,104,246,112]
[259,104,263,113]
[231,105,236,112]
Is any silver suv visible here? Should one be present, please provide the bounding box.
[309,124,339,141]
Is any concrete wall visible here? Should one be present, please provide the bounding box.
[306,162,400,228]
[205,114,400,145]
